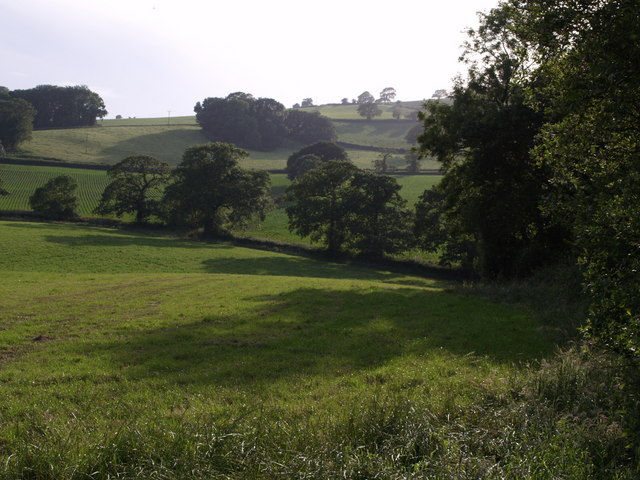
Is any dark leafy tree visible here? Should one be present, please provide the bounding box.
[378,87,397,103]
[415,4,563,278]
[162,143,271,238]
[301,98,314,107]
[29,175,79,220]
[341,98,350,105]
[94,155,171,223]
[286,160,359,253]
[286,142,349,180]
[357,91,375,104]
[357,102,382,120]
[194,93,287,151]
[431,89,448,99]
[0,98,36,151]
[392,101,403,120]
[283,110,336,145]
[286,154,322,181]
[286,162,411,255]
[513,0,640,358]
[343,171,413,256]
[12,85,106,128]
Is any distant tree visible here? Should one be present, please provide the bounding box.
[286,141,349,180]
[343,171,413,256]
[341,98,350,105]
[378,87,397,103]
[29,175,79,220]
[284,110,336,145]
[94,155,171,223]
[194,92,287,151]
[392,101,403,120]
[286,162,412,255]
[0,98,36,151]
[301,98,314,107]
[292,103,301,109]
[372,150,394,173]
[357,102,382,120]
[431,89,449,99]
[357,91,375,104]
[286,160,359,253]
[162,143,271,238]
[405,152,421,174]
[286,154,323,180]
[115,115,123,119]
[12,85,107,128]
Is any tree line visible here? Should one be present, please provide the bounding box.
[194,92,335,151]
[413,0,640,360]
[0,85,107,152]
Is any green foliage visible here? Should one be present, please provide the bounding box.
[514,0,640,358]
[0,98,35,151]
[357,101,382,120]
[162,143,271,238]
[415,4,565,278]
[94,155,171,223]
[11,84,107,128]
[283,109,336,144]
[286,161,412,255]
[286,141,349,180]
[194,92,287,151]
[28,174,79,220]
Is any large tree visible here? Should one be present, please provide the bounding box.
[286,161,411,255]
[283,110,336,145]
[94,155,171,223]
[286,142,348,180]
[414,4,563,278]
[29,175,79,220]
[194,93,287,151]
[11,85,106,128]
[162,143,271,238]
[0,98,35,151]
[512,0,640,357]
[378,87,397,103]
[357,102,382,120]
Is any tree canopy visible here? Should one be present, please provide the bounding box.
[94,155,171,223]
[283,110,336,145]
[0,98,35,151]
[286,161,411,255]
[194,93,287,151]
[162,143,271,238]
[286,142,349,180]
[29,175,79,220]
[11,85,107,128]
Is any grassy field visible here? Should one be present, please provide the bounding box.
[0,221,632,478]
[0,220,562,478]
[14,101,434,170]
[0,164,441,239]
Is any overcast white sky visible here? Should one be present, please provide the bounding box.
[1,0,500,119]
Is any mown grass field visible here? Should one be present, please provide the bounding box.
[0,220,564,478]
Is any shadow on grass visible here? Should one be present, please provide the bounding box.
[69,287,554,388]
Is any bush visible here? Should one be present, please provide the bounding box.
[29,175,79,220]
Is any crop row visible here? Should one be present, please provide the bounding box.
[0,164,111,216]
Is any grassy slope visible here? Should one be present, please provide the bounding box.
[2,222,627,479]
[16,101,435,170]
[0,220,557,476]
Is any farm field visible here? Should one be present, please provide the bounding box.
[0,220,558,477]
[14,102,438,170]
[0,164,442,243]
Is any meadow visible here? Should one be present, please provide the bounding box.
[0,220,632,478]
[14,103,434,170]
[0,221,552,478]
[0,164,441,245]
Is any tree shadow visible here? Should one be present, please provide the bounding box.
[67,287,554,389]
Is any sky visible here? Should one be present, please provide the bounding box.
[1,0,500,119]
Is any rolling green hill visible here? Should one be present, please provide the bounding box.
[11,101,440,171]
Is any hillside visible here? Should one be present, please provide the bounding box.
[10,101,440,171]
[0,220,565,478]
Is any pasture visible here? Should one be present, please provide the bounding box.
[0,220,564,478]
